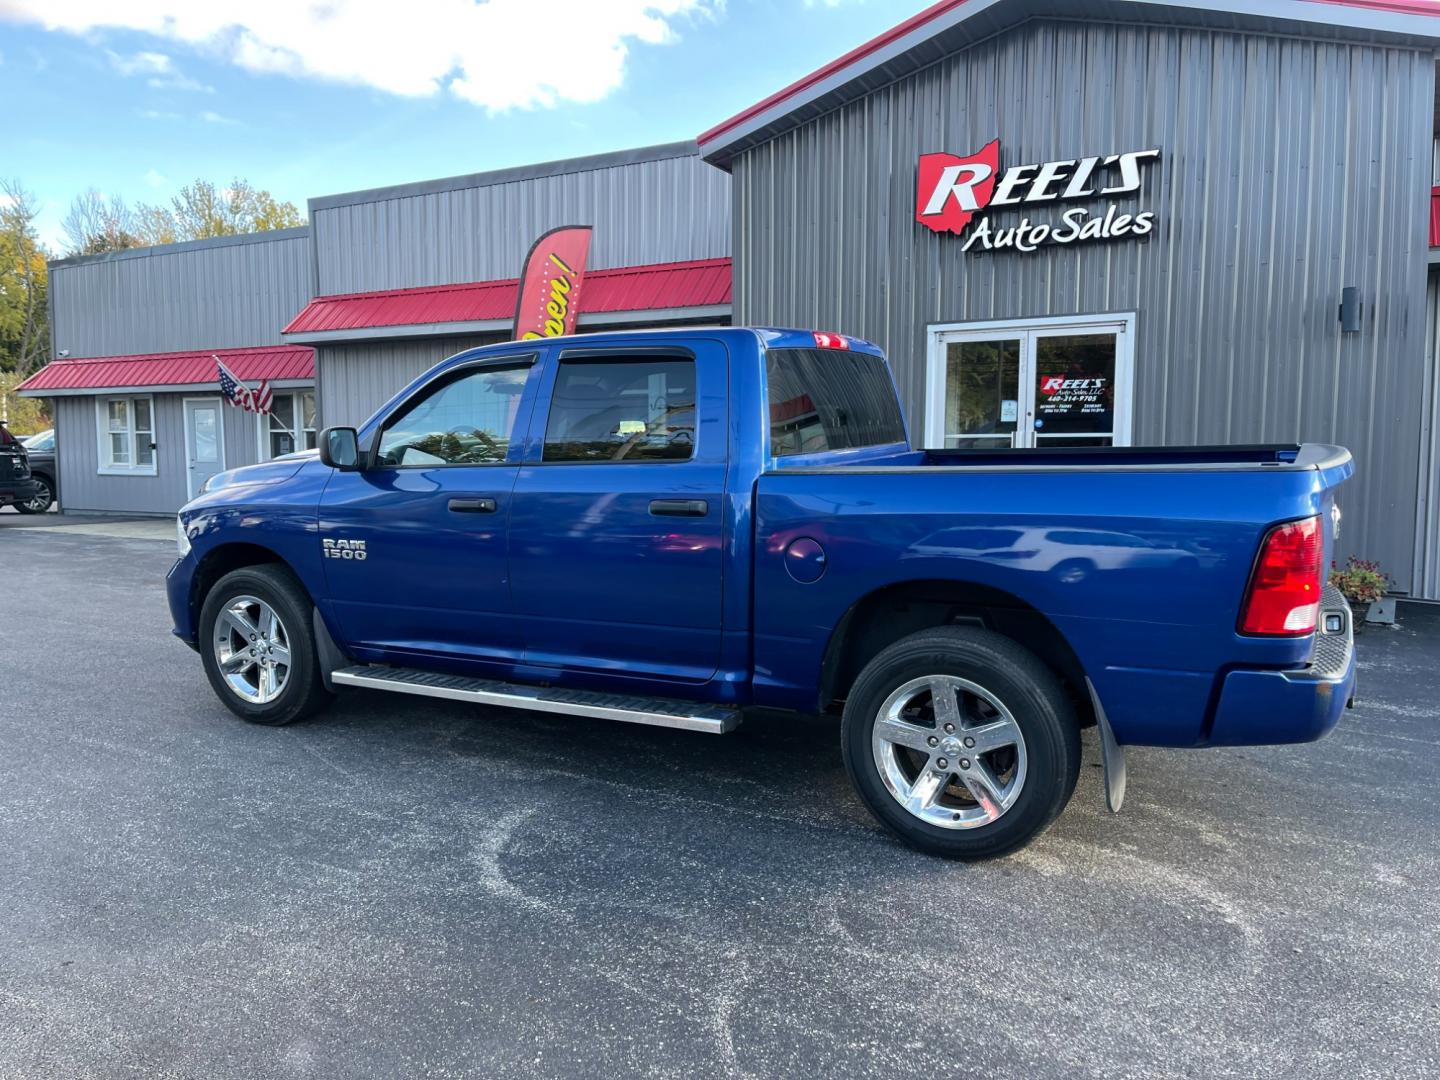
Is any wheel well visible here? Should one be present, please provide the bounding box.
[818,580,1094,725]
[189,543,287,629]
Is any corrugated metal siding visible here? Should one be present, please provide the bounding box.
[1415,269,1440,599]
[316,336,506,429]
[731,19,1434,593]
[313,156,731,295]
[54,393,265,515]
[50,233,313,360]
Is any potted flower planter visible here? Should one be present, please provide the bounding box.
[1329,556,1391,639]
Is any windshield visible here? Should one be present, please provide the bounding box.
[23,430,54,452]
[765,347,906,457]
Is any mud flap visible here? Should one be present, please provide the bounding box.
[312,607,350,693]
[1086,676,1127,814]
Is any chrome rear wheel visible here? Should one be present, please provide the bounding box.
[872,674,1028,830]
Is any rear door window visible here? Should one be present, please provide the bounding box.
[766,348,906,456]
[543,358,696,463]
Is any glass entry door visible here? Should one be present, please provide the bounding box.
[926,315,1134,450]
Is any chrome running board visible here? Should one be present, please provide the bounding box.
[331,664,741,735]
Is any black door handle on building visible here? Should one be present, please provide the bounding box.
[448,497,497,513]
[649,499,708,517]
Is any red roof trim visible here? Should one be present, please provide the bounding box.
[697,0,1440,150]
[1309,0,1440,13]
[16,344,314,394]
[284,257,732,336]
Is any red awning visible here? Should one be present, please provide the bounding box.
[1431,186,1439,248]
[16,345,314,395]
[283,257,732,337]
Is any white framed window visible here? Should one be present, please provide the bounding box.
[924,313,1136,450]
[96,395,157,475]
[258,391,318,460]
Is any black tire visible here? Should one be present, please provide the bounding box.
[198,564,334,726]
[841,626,1081,860]
[14,474,53,514]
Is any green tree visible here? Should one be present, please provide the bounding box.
[144,178,305,242]
[0,371,51,435]
[0,179,51,378]
[61,189,144,256]
[62,178,306,255]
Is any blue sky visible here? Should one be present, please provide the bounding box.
[0,1,931,253]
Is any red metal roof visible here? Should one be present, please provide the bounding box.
[697,0,1440,150]
[16,345,314,394]
[284,257,733,336]
[1432,186,1440,248]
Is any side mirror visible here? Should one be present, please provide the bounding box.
[319,426,362,471]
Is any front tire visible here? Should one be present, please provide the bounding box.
[841,627,1080,860]
[199,565,334,725]
[15,475,53,514]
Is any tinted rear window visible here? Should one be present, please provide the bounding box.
[766,348,906,457]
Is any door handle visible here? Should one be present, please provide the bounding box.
[448,497,497,513]
[649,499,708,517]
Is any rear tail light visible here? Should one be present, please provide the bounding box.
[1240,516,1323,635]
[813,332,849,350]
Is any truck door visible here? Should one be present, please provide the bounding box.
[318,354,539,667]
[508,341,728,683]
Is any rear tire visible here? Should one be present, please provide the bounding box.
[199,565,334,726]
[841,626,1080,860]
[15,475,53,514]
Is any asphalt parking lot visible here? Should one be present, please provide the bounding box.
[2,530,1437,1080]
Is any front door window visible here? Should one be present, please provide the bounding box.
[927,316,1134,449]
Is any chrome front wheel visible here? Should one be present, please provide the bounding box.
[871,674,1028,830]
[212,594,293,704]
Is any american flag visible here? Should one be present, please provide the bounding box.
[216,357,272,415]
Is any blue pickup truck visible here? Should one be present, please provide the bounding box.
[169,327,1356,858]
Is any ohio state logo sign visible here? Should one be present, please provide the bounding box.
[916,141,1160,254]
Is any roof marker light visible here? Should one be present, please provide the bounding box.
[814,332,849,350]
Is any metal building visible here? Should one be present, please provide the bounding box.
[20,229,316,513]
[17,0,1440,603]
[19,143,733,511]
[284,141,734,426]
[699,0,1440,599]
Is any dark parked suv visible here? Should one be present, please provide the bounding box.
[18,428,56,513]
[0,422,39,512]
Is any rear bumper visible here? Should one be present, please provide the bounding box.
[1207,600,1357,747]
[0,478,38,505]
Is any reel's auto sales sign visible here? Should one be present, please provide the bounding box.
[916,140,1160,253]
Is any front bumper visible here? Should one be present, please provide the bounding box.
[1207,589,1357,747]
[167,553,200,648]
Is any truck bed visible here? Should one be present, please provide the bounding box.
[776,443,1349,473]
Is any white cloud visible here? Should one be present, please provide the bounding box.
[107,48,171,76]
[200,110,238,125]
[144,168,168,187]
[138,107,180,120]
[2,0,720,111]
[106,48,213,91]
